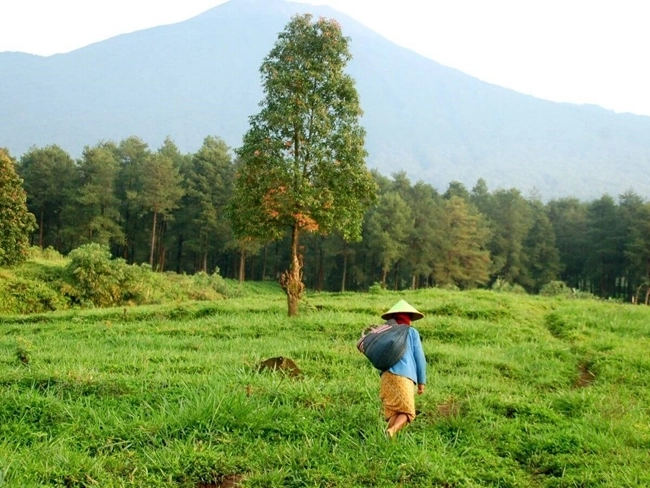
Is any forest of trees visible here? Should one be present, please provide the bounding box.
[3,136,650,303]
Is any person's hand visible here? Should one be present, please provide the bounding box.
[417,384,425,395]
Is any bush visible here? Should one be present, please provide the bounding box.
[15,337,33,365]
[539,280,572,297]
[439,283,460,292]
[28,246,65,261]
[118,263,173,305]
[62,243,131,307]
[368,282,385,294]
[491,278,527,294]
[539,281,597,300]
[0,277,67,314]
[191,269,236,298]
[60,245,232,308]
[1,244,233,314]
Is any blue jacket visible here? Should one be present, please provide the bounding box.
[387,326,427,385]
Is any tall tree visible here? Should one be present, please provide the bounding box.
[547,197,589,289]
[0,149,36,266]
[139,153,185,267]
[229,14,376,316]
[523,199,561,291]
[115,137,151,263]
[432,196,491,288]
[184,136,234,272]
[365,192,413,288]
[617,191,648,300]
[75,142,123,248]
[625,200,650,303]
[484,188,533,286]
[585,195,625,297]
[18,145,77,250]
[444,181,471,201]
[404,181,441,289]
[152,138,189,271]
[470,178,491,215]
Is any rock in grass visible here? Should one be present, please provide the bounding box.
[258,356,301,377]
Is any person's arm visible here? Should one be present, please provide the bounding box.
[412,329,427,388]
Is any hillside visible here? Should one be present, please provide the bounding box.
[2,0,650,199]
[1,288,649,485]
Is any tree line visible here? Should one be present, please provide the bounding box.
[3,138,650,302]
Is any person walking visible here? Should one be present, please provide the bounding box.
[378,299,427,438]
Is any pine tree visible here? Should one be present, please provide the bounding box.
[18,145,77,251]
[365,192,413,288]
[184,136,234,272]
[547,197,589,289]
[432,196,491,288]
[76,142,123,248]
[523,200,561,291]
[0,149,36,266]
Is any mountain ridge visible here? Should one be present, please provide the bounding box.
[1,0,649,200]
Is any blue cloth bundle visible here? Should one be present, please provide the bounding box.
[356,321,410,371]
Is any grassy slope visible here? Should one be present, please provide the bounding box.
[1,287,649,487]
[0,250,237,315]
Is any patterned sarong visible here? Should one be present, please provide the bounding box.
[379,371,416,422]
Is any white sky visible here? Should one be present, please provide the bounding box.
[1,0,649,116]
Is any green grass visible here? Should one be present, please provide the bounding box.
[1,287,649,486]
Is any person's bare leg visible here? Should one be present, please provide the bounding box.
[386,413,409,438]
[385,414,398,437]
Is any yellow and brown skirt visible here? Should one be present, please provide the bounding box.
[379,371,416,422]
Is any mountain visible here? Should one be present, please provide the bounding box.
[2,0,650,200]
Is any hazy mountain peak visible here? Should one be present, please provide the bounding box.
[1,0,650,200]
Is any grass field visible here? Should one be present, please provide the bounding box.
[1,284,649,487]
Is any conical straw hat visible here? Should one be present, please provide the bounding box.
[381,299,424,321]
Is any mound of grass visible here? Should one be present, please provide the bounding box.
[1,289,649,486]
[0,246,245,315]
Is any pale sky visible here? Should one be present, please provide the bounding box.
[1,0,648,117]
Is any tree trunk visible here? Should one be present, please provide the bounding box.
[280,224,304,316]
[39,209,44,248]
[239,250,246,283]
[317,242,324,292]
[176,235,184,273]
[262,243,268,280]
[341,249,348,292]
[149,211,157,267]
[381,267,388,288]
[201,235,208,272]
[157,220,166,271]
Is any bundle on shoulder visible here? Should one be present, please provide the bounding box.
[357,321,410,371]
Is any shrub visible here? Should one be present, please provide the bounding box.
[28,246,65,261]
[15,337,33,365]
[0,276,67,314]
[539,280,572,297]
[491,278,527,294]
[439,283,460,292]
[62,243,131,307]
[118,263,174,305]
[368,282,385,294]
[539,281,597,300]
[0,150,36,266]
[62,245,232,307]
[1,245,235,314]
